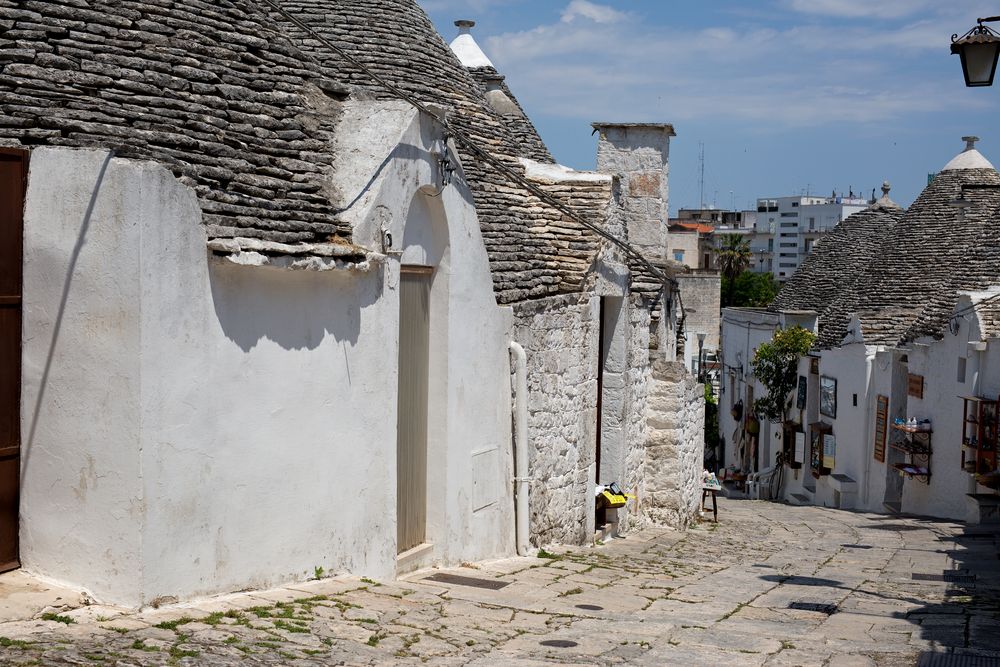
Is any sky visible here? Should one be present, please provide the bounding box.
[419,0,1000,215]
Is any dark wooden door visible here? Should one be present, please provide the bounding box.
[0,148,27,573]
[595,298,607,528]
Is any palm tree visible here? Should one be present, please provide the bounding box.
[714,234,752,306]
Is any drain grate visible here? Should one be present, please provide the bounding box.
[575,604,604,611]
[540,640,578,648]
[423,573,511,590]
[788,601,838,614]
[916,651,1000,667]
[912,572,977,584]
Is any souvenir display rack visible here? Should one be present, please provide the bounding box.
[890,422,931,483]
[961,396,998,476]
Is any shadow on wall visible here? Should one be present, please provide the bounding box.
[336,138,474,215]
[23,150,115,482]
[209,259,383,353]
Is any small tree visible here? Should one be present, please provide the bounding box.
[722,271,779,308]
[751,326,816,422]
[714,234,752,306]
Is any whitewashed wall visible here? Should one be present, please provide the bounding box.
[810,344,874,509]
[20,127,515,605]
[901,307,991,521]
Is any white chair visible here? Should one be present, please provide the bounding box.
[746,465,777,500]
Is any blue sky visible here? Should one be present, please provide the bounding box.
[420,0,1000,214]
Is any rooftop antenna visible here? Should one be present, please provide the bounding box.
[698,141,705,210]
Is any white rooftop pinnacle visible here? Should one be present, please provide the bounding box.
[449,20,494,68]
[942,135,996,171]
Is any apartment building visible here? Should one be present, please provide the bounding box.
[751,195,868,282]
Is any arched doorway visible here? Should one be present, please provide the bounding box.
[396,192,449,558]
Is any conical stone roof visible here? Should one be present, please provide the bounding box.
[0,0,357,248]
[772,196,904,348]
[267,0,620,303]
[774,139,1000,348]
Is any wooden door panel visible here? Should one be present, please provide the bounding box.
[396,269,430,554]
[0,148,26,573]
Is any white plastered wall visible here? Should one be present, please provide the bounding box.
[808,344,874,509]
[19,100,515,606]
[900,310,987,521]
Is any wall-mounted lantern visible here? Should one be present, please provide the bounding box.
[952,17,1000,87]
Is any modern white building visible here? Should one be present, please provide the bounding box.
[750,194,868,282]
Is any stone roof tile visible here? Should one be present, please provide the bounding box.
[269,0,632,303]
[772,202,904,348]
[0,0,362,256]
[772,152,1000,349]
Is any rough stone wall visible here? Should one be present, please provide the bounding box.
[593,124,674,261]
[619,296,653,532]
[513,294,598,547]
[644,360,705,528]
[676,272,722,360]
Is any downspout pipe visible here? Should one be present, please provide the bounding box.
[509,341,530,556]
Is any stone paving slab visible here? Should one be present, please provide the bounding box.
[0,499,997,665]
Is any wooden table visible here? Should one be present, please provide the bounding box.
[701,485,720,522]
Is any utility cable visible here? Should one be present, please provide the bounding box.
[255,0,680,304]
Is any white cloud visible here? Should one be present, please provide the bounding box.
[785,0,936,19]
[560,0,626,24]
[418,0,522,13]
[481,3,995,130]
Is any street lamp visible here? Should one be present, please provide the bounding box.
[756,248,767,273]
[952,16,1000,87]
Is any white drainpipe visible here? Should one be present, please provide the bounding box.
[509,341,530,556]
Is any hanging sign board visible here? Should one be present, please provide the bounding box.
[823,433,836,470]
[908,374,924,399]
[873,395,888,463]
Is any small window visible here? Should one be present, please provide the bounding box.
[673,249,685,262]
[958,357,967,383]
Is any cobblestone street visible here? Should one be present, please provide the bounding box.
[0,499,997,666]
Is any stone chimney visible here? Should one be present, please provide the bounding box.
[592,123,676,261]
